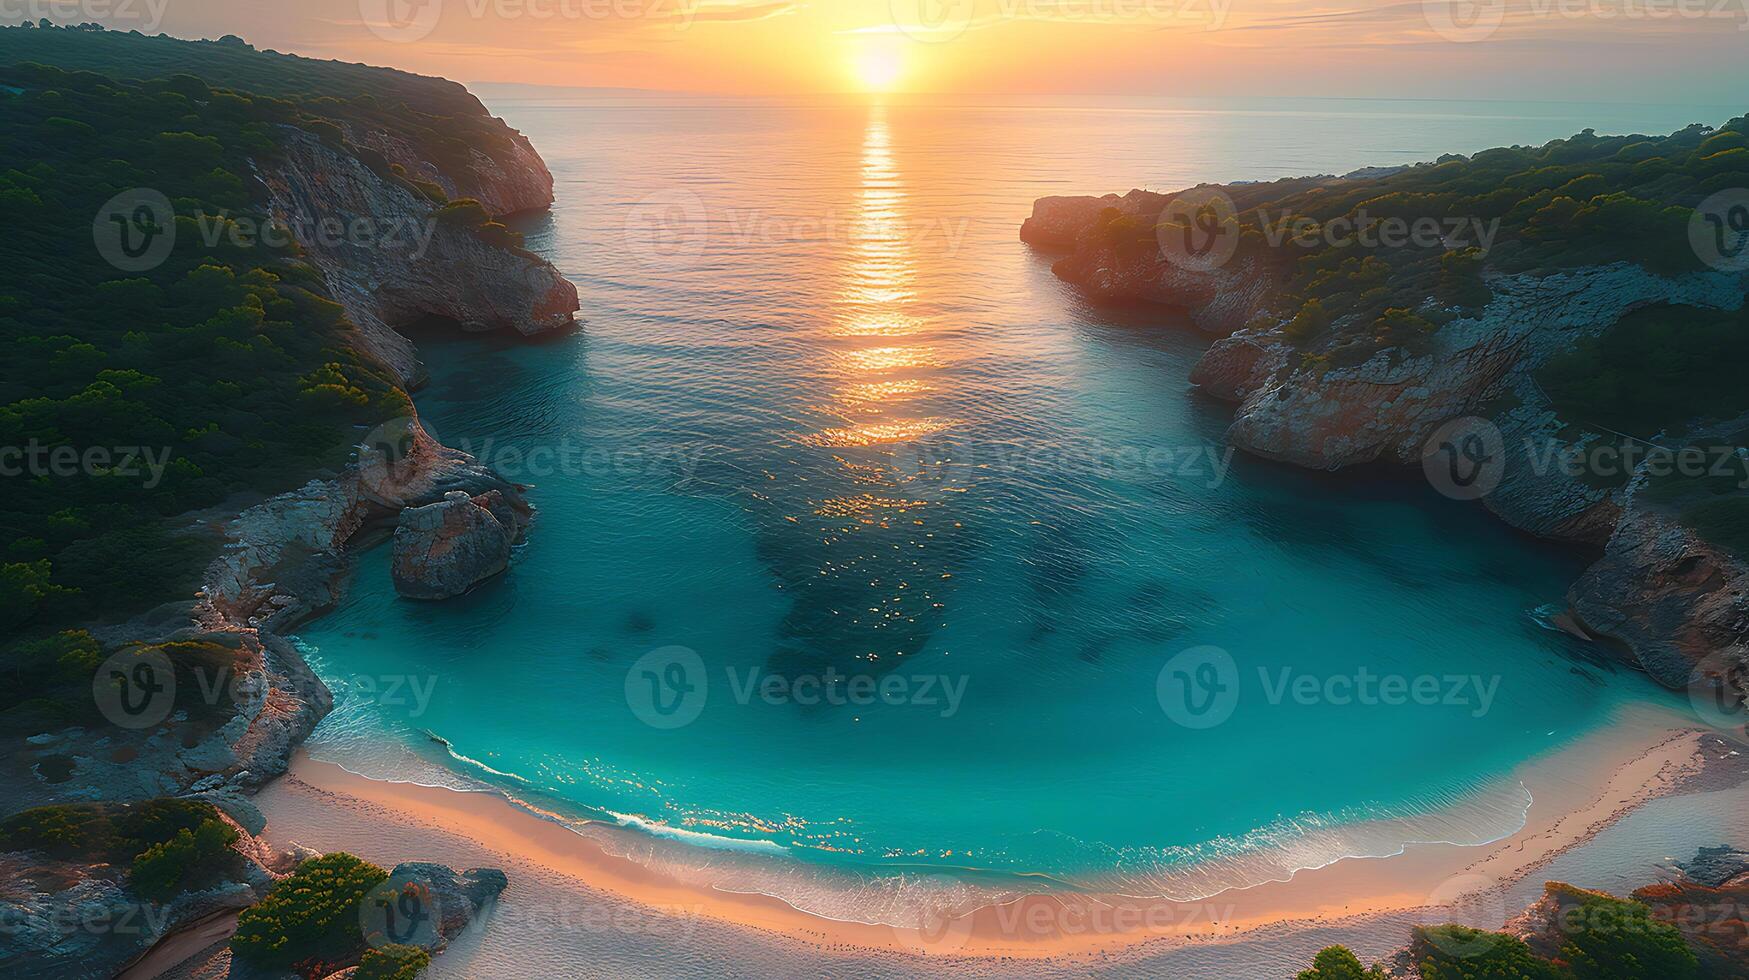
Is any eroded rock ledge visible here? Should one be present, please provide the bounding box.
[1026,191,1749,690]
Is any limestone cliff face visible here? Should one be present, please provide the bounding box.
[339,115,556,218]
[1028,190,1749,688]
[1571,495,1749,688]
[257,128,578,387]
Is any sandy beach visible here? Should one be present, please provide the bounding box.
[223,701,1749,978]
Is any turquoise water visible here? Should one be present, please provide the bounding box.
[295,96,1715,919]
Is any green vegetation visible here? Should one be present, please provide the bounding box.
[1537,304,1749,440]
[0,799,243,898]
[1300,887,1703,980]
[0,26,521,194]
[129,814,240,900]
[355,944,432,980]
[0,34,422,650]
[1412,926,1569,980]
[1554,884,1700,980]
[1119,118,1749,369]
[1296,945,1387,979]
[231,851,389,974]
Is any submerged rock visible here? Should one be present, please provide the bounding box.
[391,491,516,599]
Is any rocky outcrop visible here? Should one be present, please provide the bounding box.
[391,491,519,600]
[0,805,285,980]
[257,128,578,387]
[338,119,555,219]
[1028,188,1749,688]
[1570,499,1749,688]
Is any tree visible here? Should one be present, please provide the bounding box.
[355,944,432,980]
[231,852,389,973]
[1297,945,1387,980]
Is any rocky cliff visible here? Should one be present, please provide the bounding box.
[1026,189,1749,693]
[259,128,577,387]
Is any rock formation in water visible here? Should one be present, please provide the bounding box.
[391,491,520,599]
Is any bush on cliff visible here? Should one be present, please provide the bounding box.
[1552,887,1699,980]
[231,852,389,974]
[355,944,432,980]
[0,799,243,899]
[129,816,241,900]
[1412,926,1570,980]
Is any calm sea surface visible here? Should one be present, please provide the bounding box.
[293,95,1728,920]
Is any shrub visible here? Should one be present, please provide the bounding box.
[129,817,240,900]
[231,852,389,973]
[355,944,432,980]
[1412,925,1570,980]
[1556,889,1699,980]
[1296,945,1387,979]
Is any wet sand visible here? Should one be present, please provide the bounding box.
[244,701,1749,977]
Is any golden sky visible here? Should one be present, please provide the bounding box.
[98,0,1749,99]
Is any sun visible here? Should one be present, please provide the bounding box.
[849,42,905,93]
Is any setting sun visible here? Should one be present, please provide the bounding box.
[849,42,905,93]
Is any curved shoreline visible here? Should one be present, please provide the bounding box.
[257,701,1730,964]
